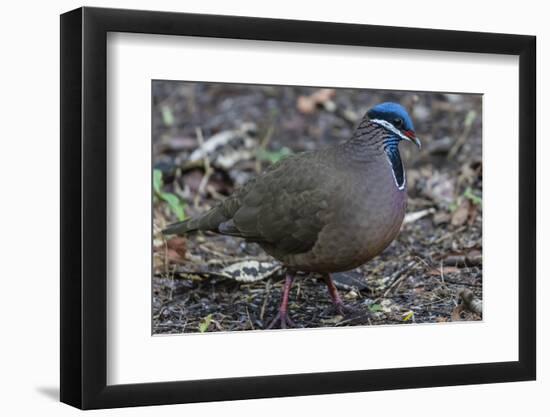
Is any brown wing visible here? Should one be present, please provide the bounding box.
[224,150,341,257]
[164,149,345,259]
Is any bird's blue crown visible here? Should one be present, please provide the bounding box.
[367,102,415,133]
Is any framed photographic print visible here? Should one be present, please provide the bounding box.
[60,6,536,409]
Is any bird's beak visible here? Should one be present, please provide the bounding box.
[403,130,422,149]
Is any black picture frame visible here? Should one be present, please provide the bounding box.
[60,6,536,410]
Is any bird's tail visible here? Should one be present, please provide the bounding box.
[162,206,229,236]
[161,217,202,235]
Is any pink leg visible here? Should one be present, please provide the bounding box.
[322,273,352,316]
[267,272,296,329]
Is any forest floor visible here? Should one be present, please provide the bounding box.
[152,82,483,334]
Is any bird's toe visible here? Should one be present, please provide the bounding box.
[266,311,296,329]
[334,301,357,317]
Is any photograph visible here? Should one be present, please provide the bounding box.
[152,81,483,334]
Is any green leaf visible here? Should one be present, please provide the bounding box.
[153,169,186,221]
[402,311,414,321]
[257,147,292,164]
[198,314,213,333]
[161,105,175,126]
[463,187,482,206]
[368,303,382,313]
[153,169,163,195]
[162,192,186,221]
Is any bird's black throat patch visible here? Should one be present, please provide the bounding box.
[383,141,405,189]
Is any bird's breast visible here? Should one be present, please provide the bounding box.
[281,161,407,272]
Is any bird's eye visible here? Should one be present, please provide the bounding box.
[393,118,403,129]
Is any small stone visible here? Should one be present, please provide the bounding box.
[345,290,359,300]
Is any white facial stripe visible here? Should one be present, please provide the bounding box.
[370,118,409,142]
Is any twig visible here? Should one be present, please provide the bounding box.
[245,307,255,330]
[260,279,272,321]
[383,274,408,297]
[381,261,417,297]
[154,323,188,329]
[206,184,226,201]
[439,260,447,286]
[414,255,432,270]
[403,208,436,224]
[211,318,225,332]
[433,225,467,244]
[162,235,169,275]
[412,297,449,309]
[168,269,174,301]
[448,110,477,159]
[335,311,369,327]
[255,124,275,174]
[441,278,482,287]
[160,235,177,301]
[194,127,213,208]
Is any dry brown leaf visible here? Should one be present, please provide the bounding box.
[297,89,336,114]
[297,96,316,114]
[451,199,471,226]
[311,88,335,103]
[166,236,187,262]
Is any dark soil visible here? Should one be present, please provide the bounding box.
[152,82,483,334]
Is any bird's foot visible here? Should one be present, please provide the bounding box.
[267,270,297,329]
[267,310,296,329]
[322,273,355,317]
[333,301,356,317]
